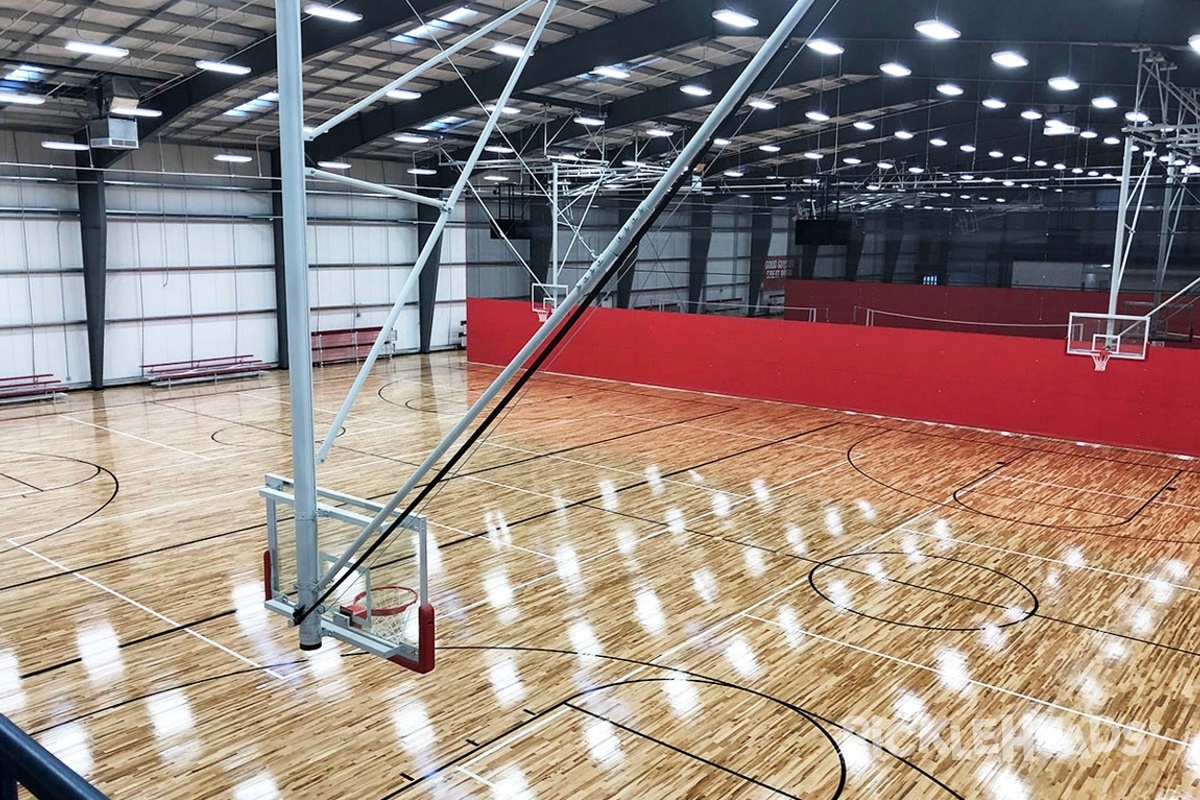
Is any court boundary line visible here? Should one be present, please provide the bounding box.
[8,538,285,681]
[740,612,1188,748]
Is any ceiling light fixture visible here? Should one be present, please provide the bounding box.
[908,165,926,173]
[1048,76,1080,91]
[592,65,630,80]
[804,151,823,160]
[936,83,964,96]
[646,127,673,138]
[853,120,876,131]
[894,129,914,140]
[304,4,362,22]
[982,98,1007,110]
[713,137,732,147]
[681,84,712,97]
[0,91,46,106]
[915,19,961,40]
[65,40,129,59]
[1034,160,1048,167]
[1020,109,1043,120]
[484,103,519,115]
[960,144,976,153]
[759,143,781,153]
[573,115,604,127]
[878,161,895,170]
[1054,162,1067,170]
[712,8,759,28]
[843,156,862,165]
[991,51,1028,69]
[483,174,510,182]
[1092,96,1118,109]
[196,60,251,75]
[1125,110,1150,123]
[805,110,830,122]
[317,160,352,170]
[387,89,422,101]
[214,153,252,163]
[880,62,912,77]
[394,133,430,143]
[807,39,845,56]
[491,42,526,58]
[1103,135,1121,145]
[484,145,514,154]
[1012,155,1027,163]
[109,106,163,118]
[724,168,745,178]
[988,150,1004,158]
[41,140,89,151]
[408,167,438,176]
[930,137,948,147]
[749,98,777,110]
[1079,130,1098,139]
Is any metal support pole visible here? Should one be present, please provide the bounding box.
[551,162,561,284]
[1152,166,1186,327]
[276,0,322,649]
[1108,136,1136,317]
[306,168,445,208]
[314,0,820,591]
[315,0,560,464]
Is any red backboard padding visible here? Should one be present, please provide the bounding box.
[467,299,1200,457]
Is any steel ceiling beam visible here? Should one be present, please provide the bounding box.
[308,0,813,162]
[91,0,450,168]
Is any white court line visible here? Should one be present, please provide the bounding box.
[459,709,571,770]
[59,415,210,461]
[8,538,284,681]
[480,441,755,499]
[893,526,1200,596]
[741,612,1189,748]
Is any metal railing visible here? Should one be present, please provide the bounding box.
[0,714,110,799]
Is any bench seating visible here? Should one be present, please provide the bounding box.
[142,355,266,387]
[312,327,396,366]
[0,374,65,405]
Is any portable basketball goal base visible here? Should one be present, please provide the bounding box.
[262,0,822,671]
[1066,50,1200,372]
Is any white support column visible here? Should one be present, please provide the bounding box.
[1108,136,1136,317]
[275,0,322,650]
[551,162,561,285]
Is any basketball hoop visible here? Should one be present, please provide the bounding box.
[340,585,418,642]
[534,307,550,323]
[1090,349,1112,372]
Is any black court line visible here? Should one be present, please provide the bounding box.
[29,657,308,736]
[0,470,43,493]
[18,609,238,680]
[954,483,1136,519]
[563,700,808,800]
[591,491,1200,663]
[0,455,119,554]
[850,418,1200,475]
[382,645,966,800]
[0,521,266,593]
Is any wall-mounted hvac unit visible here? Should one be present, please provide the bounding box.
[87,117,139,150]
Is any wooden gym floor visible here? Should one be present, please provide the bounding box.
[2,351,1199,799]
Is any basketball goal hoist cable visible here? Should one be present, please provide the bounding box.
[293,0,830,627]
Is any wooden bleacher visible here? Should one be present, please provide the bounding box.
[0,374,66,405]
[311,327,396,366]
[142,355,266,387]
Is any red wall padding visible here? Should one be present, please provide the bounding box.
[467,299,1200,456]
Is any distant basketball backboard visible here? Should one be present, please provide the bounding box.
[262,475,434,672]
[1067,312,1150,371]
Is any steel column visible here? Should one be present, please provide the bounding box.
[275,0,321,649]
[75,159,107,389]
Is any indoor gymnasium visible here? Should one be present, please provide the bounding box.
[3,0,1200,797]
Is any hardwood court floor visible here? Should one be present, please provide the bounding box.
[2,352,1199,799]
